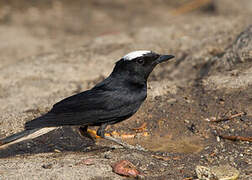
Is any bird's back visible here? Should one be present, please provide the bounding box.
[25,76,147,129]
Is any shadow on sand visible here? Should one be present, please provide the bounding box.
[0,127,110,158]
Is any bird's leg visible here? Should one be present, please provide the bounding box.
[79,126,95,142]
[97,123,147,151]
[97,124,133,149]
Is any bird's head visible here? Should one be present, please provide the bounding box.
[112,50,174,84]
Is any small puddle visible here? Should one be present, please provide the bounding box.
[127,131,204,153]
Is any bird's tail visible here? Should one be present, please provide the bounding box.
[0,127,57,149]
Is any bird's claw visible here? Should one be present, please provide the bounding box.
[103,135,147,151]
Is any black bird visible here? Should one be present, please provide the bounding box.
[0,51,174,150]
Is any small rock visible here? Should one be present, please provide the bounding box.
[54,149,61,153]
[196,165,239,180]
[184,120,190,124]
[112,160,142,178]
[104,151,112,159]
[216,136,220,142]
[42,163,53,169]
[110,145,123,149]
[196,165,216,180]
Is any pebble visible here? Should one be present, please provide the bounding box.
[42,163,53,169]
[104,151,112,159]
[216,136,220,142]
[184,120,190,124]
[195,164,239,180]
[112,160,141,178]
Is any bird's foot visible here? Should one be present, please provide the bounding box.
[79,126,95,142]
[103,135,147,151]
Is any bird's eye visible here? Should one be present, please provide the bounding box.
[137,58,144,65]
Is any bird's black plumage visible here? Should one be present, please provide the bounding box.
[25,51,174,132]
[25,80,146,128]
[1,51,174,149]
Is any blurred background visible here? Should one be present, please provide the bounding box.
[0,1,251,179]
[0,0,251,67]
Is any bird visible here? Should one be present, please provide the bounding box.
[0,50,174,150]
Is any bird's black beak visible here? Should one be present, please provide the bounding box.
[155,55,175,64]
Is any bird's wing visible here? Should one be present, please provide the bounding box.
[25,89,138,129]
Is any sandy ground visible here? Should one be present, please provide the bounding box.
[0,0,251,179]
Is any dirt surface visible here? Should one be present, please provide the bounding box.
[0,0,251,179]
